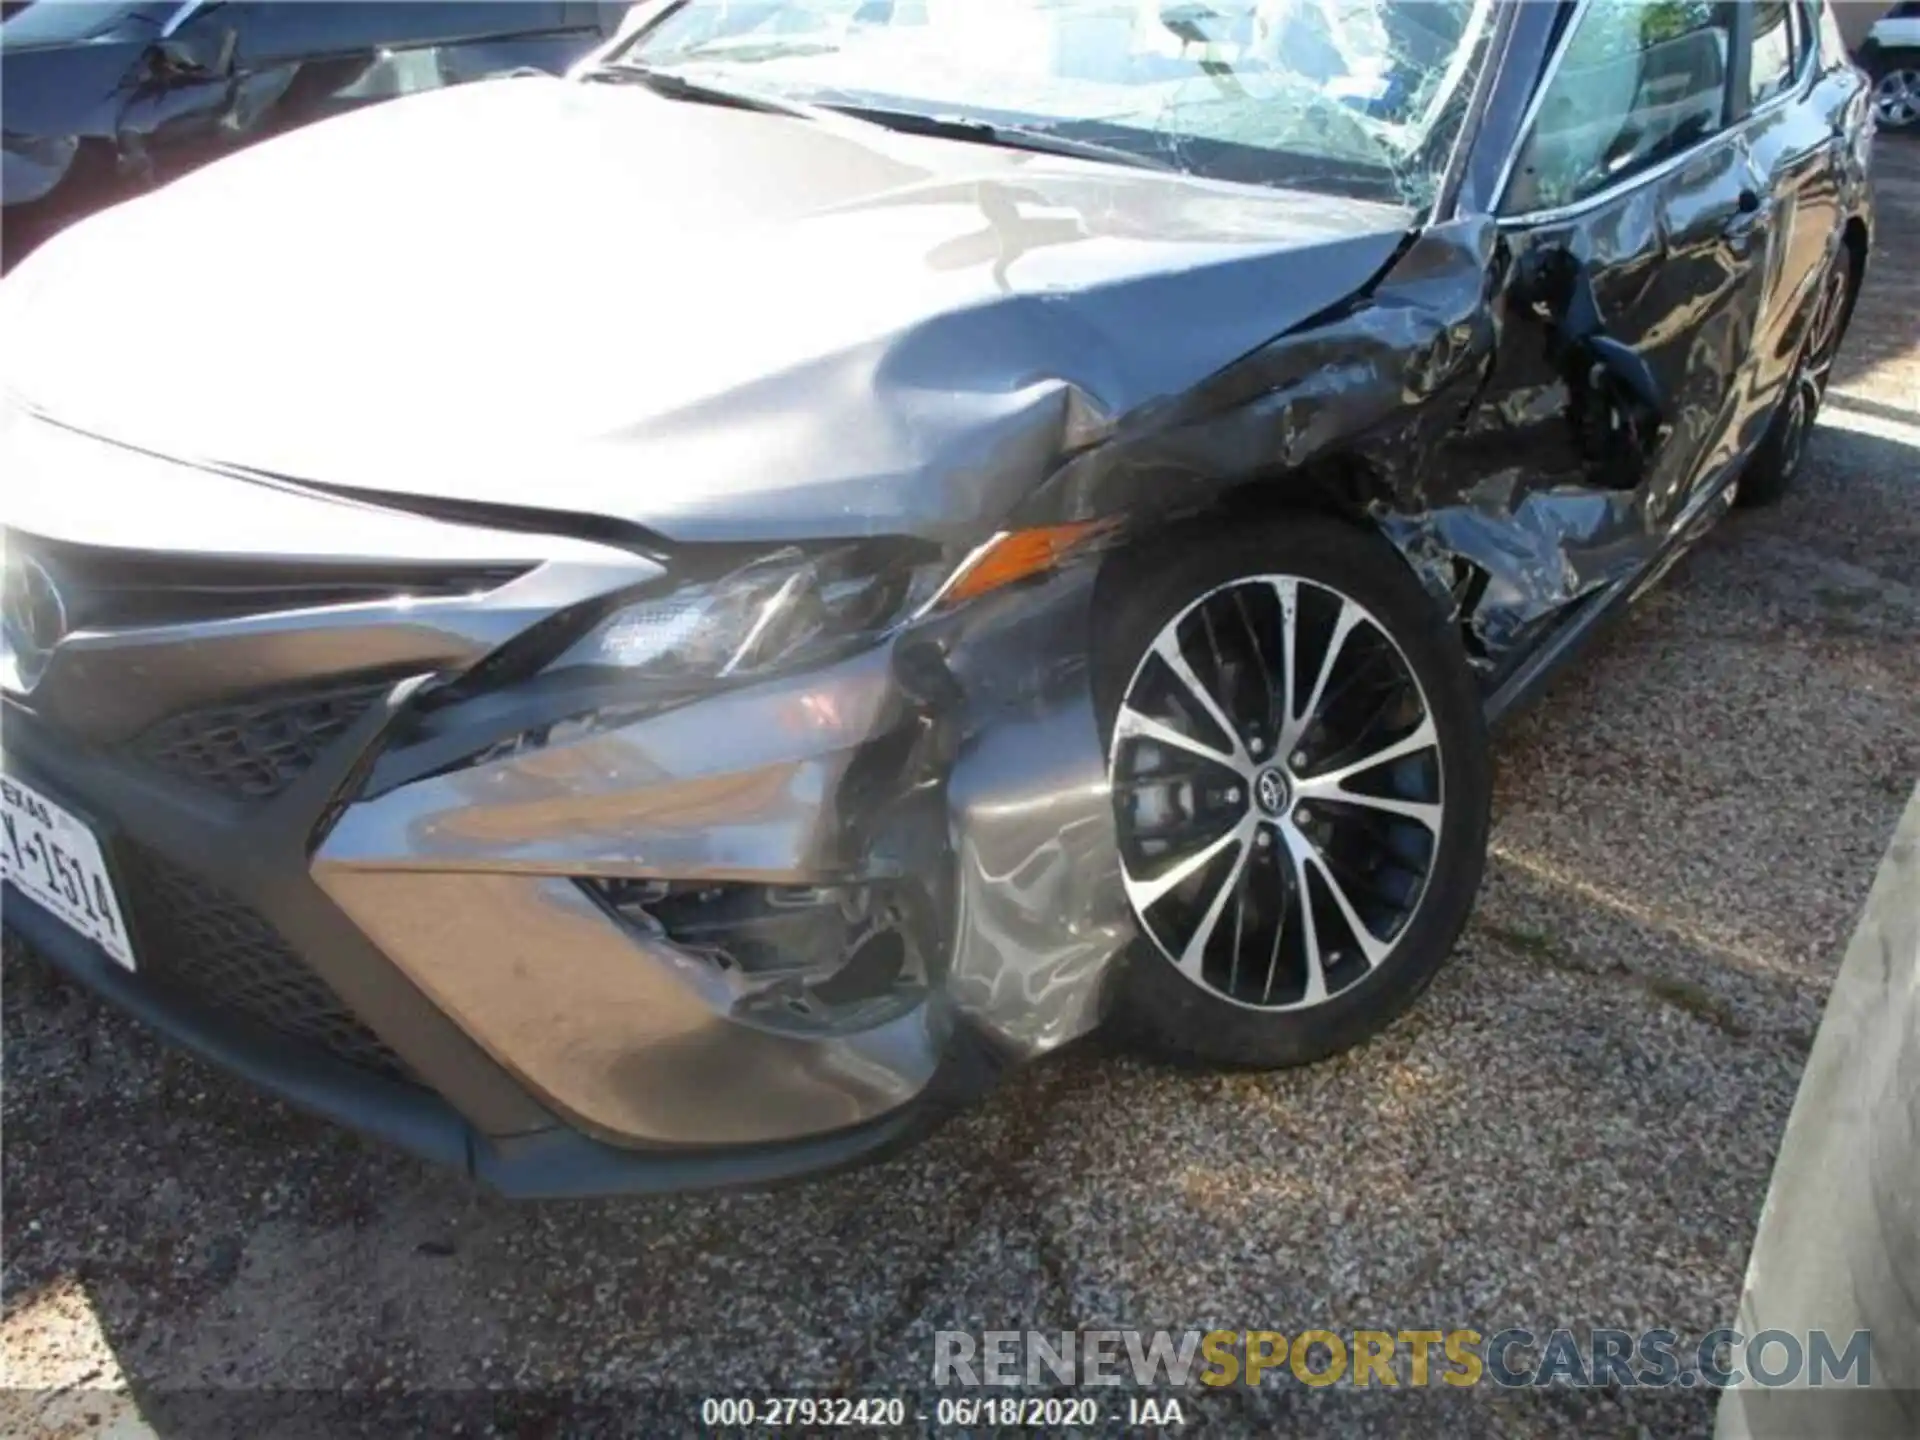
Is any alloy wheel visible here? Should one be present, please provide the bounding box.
[1781,257,1853,479]
[1874,68,1920,130]
[1806,256,1851,400]
[1109,576,1443,1011]
[1776,373,1814,484]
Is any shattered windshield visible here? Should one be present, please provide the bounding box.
[617,0,1497,206]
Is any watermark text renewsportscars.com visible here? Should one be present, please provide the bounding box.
[934,1327,1873,1391]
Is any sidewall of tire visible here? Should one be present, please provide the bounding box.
[1093,514,1491,1069]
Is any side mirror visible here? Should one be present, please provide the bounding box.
[150,25,238,80]
[1583,334,1663,421]
[1518,247,1668,486]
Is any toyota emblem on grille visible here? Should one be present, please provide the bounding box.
[2,554,67,690]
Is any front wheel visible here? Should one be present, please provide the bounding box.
[1096,515,1491,1069]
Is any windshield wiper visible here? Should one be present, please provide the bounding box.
[581,62,824,121]
[822,105,1175,173]
[584,64,1171,176]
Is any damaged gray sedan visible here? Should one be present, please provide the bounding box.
[0,0,1875,1194]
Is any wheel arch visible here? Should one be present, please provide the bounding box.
[1092,453,1479,669]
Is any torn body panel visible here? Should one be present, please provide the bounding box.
[1007,211,1662,678]
[1014,101,1863,681]
[934,564,1133,1057]
[312,562,1123,1144]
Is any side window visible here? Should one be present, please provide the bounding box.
[1798,0,1825,71]
[1502,0,1733,216]
[1749,0,1795,107]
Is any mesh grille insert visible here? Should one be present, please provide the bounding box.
[132,679,393,800]
[117,843,410,1082]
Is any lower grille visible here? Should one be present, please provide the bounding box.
[117,844,411,1082]
[132,679,394,801]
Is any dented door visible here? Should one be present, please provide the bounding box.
[1399,0,1773,679]
[1492,129,1769,525]
[1490,1,1769,521]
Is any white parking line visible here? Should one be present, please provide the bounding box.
[1820,394,1920,454]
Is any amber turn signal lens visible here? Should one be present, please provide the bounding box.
[938,522,1112,607]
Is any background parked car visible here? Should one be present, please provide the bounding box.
[1860,0,1920,128]
[0,1,629,267]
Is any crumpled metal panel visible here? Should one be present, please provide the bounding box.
[1379,478,1646,660]
[1012,214,1661,668]
[313,563,1131,1140]
[935,565,1134,1056]
[1021,218,1498,515]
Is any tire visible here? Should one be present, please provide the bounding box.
[1095,514,1491,1069]
[1737,244,1858,509]
[1868,49,1920,132]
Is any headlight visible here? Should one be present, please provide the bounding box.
[549,544,945,683]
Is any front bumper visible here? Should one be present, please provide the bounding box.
[5,882,1000,1198]
[1,437,1132,1191]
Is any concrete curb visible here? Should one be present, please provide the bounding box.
[1716,782,1919,1437]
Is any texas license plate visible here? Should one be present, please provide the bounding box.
[0,774,136,970]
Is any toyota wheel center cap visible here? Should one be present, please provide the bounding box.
[1254,766,1291,816]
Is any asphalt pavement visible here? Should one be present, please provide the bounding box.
[3,140,1917,1438]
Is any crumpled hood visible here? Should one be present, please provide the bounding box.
[1,74,1414,543]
